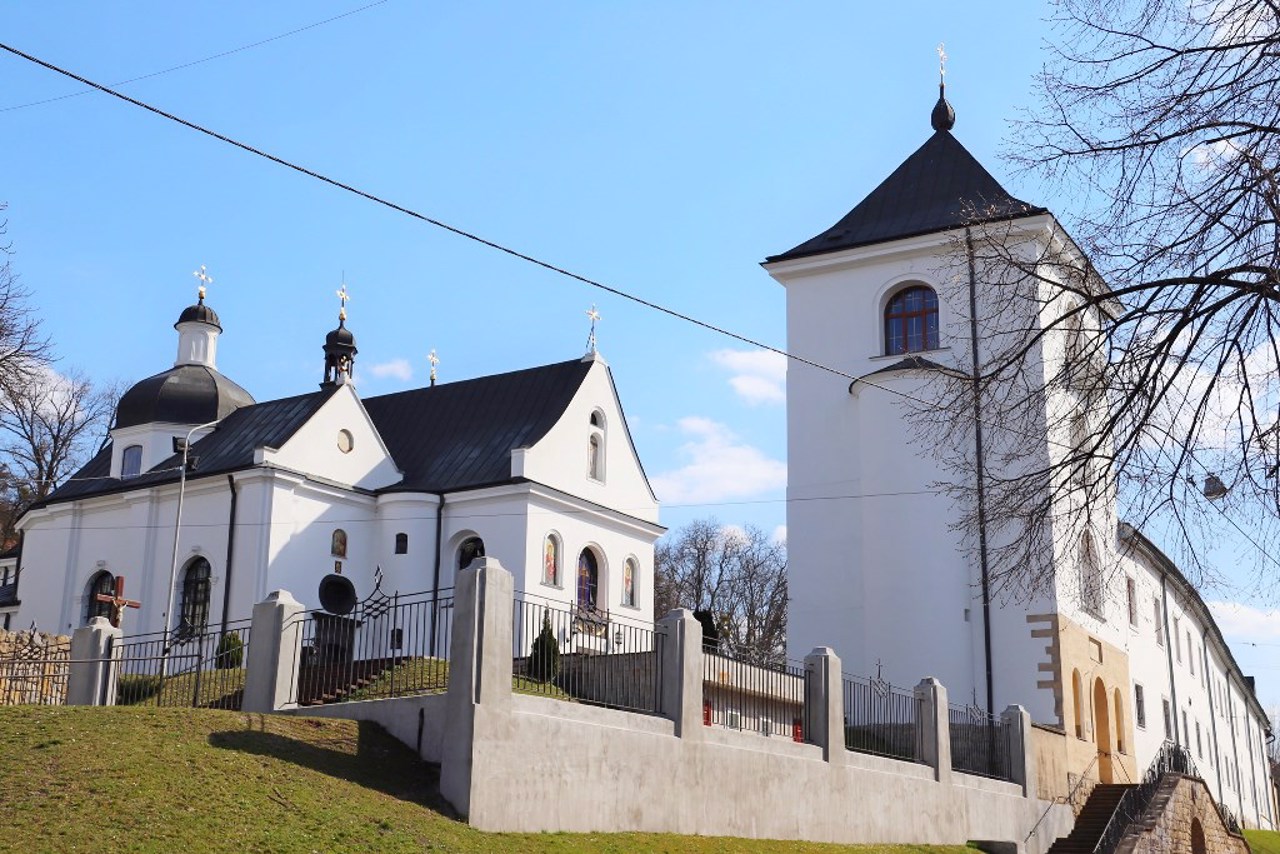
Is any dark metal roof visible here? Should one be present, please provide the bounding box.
[41,388,336,506]
[176,301,221,330]
[363,358,594,493]
[114,364,256,430]
[766,129,1047,263]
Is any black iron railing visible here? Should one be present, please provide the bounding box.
[115,619,252,709]
[948,704,1010,780]
[842,673,920,762]
[1093,741,1210,854]
[702,651,807,741]
[512,593,663,716]
[291,588,453,706]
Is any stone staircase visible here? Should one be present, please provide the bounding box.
[1046,783,1132,853]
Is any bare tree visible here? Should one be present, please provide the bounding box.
[914,0,1280,599]
[654,519,787,665]
[0,204,50,398]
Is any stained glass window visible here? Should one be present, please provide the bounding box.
[577,549,598,610]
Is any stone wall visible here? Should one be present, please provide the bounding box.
[1120,774,1249,854]
[0,628,71,705]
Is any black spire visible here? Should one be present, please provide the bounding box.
[321,316,358,388]
[931,82,955,133]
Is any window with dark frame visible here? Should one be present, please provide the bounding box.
[884,286,940,355]
[121,444,143,479]
[577,548,599,610]
[179,558,212,634]
[1126,577,1137,626]
[394,532,408,555]
[86,570,115,623]
[1135,683,1146,729]
[1162,698,1172,740]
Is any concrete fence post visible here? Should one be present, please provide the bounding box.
[804,647,845,763]
[68,616,121,706]
[241,590,304,714]
[915,677,952,784]
[441,557,514,818]
[1001,704,1035,798]
[657,609,703,740]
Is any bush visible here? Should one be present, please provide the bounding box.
[215,631,244,670]
[527,613,560,683]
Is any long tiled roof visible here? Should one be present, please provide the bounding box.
[37,358,594,507]
[363,358,593,493]
[767,129,1046,263]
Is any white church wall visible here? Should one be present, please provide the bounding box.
[264,384,402,492]
[372,493,441,597]
[516,357,659,525]
[438,488,531,594]
[107,422,216,481]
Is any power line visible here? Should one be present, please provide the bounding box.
[0,1,389,113]
[0,41,882,393]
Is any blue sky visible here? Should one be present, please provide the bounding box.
[4,1,1277,710]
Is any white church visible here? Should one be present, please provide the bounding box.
[14,286,663,647]
[766,87,1276,827]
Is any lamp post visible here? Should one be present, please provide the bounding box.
[162,418,221,658]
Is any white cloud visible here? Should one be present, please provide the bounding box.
[709,349,786,406]
[1206,600,1280,644]
[368,358,413,381]
[650,416,787,504]
[772,524,787,545]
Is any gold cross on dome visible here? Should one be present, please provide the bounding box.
[192,264,213,300]
[937,43,948,82]
[585,305,600,354]
[336,282,350,321]
[428,349,439,386]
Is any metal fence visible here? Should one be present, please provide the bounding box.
[512,592,663,716]
[0,632,70,706]
[842,673,920,762]
[702,651,807,741]
[114,619,252,709]
[290,588,453,706]
[947,704,1010,780]
[1093,741,1219,854]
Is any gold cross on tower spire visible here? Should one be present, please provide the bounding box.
[937,42,947,85]
[192,264,213,301]
[336,282,351,322]
[585,305,601,355]
[428,349,439,387]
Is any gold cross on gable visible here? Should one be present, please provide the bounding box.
[193,264,213,300]
[937,43,947,81]
[585,305,601,354]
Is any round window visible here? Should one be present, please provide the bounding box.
[337,429,354,454]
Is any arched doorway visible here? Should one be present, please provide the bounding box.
[1190,817,1206,854]
[1094,678,1113,783]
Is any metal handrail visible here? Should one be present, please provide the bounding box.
[1092,741,1197,854]
[1025,751,1099,844]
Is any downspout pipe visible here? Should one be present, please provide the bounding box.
[965,227,995,716]
[429,491,445,657]
[220,474,238,636]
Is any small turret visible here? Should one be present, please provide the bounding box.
[321,283,358,388]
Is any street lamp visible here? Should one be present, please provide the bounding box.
[162,418,222,655]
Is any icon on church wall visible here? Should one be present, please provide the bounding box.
[543,536,559,586]
[331,528,348,559]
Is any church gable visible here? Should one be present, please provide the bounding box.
[516,357,658,522]
[264,383,402,491]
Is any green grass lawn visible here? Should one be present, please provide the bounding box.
[0,706,975,854]
[1246,829,1280,854]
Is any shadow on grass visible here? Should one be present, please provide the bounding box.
[208,716,458,819]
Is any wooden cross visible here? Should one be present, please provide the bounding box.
[94,576,141,629]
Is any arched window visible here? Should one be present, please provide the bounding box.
[1069,415,1088,493]
[577,548,599,610]
[543,534,561,586]
[588,410,605,481]
[884,286,939,355]
[622,557,638,607]
[85,570,115,623]
[121,445,143,479]
[1072,669,1084,739]
[1079,533,1104,616]
[179,558,211,634]
[1114,688,1126,753]
[457,536,485,571]
[394,533,408,555]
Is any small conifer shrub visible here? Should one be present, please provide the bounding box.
[528,612,560,683]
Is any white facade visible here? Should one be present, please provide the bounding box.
[767,117,1275,827]
[14,302,662,645]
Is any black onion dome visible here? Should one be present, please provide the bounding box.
[325,322,356,349]
[114,365,255,430]
[930,85,955,132]
[175,300,222,331]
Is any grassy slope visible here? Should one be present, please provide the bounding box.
[1247,829,1280,854]
[0,706,973,854]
